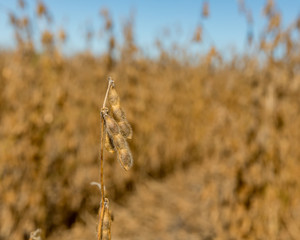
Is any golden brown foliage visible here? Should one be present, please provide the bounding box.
[0,1,300,240]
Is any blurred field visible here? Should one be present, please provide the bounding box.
[1,1,300,240]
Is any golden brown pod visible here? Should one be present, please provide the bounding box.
[111,104,125,121]
[118,120,132,139]
[117,148,133,171]
[105,132,115,153]
[113,133,127,150]
[103,113,120,136]
[108,85,120,106]
[202,1,209,18]
[111,104,132,139]
[102,198,112,240]
[108,86,133,139]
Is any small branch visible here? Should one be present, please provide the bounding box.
[90,182,106,196]
[98,200,106,240]
[97,115,105,240]
[29,229,42,240]
[102,76,114,109]
[99,116,105,203]
[97,77,114,240]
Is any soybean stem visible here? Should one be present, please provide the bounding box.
[102,76,114,109]
[98,77,113,240]
[98,113,105,240]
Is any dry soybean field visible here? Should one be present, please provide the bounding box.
[1,1,300,239]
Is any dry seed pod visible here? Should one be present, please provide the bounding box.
[103,113,120,136]
[105,132,115,153]
[202,1,209,18]
[36,1,46,17]
[108,85,133,139]
[113,133,127,150]
[118,120,133,139]
[108,85,120,106]
[102,198,112,240]
[111,104,132,139]
[111,104,125,121]
[193,25,202,43]
[117,148,133,171]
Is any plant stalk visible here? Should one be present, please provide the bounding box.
[98,77,114,240]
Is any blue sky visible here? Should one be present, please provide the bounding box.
[0,0,299,56]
